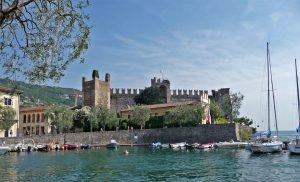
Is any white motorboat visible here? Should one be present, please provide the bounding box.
[215,141,248,149]
[0,146,10,154]
[170,142,187,149]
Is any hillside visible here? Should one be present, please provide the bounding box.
[0,79,82,107]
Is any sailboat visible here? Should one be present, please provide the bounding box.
[288,59,300,154]
[250,42,282,153]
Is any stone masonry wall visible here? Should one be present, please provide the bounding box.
[1,124,242,145]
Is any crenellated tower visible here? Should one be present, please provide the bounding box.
[151,77,171,103]
[82,70,110,108]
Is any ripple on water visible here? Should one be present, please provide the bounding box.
[1,148,300,181]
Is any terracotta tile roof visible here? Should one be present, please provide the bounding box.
[20,106,48,112]
[120,101,196,112]
[0,86,22,94]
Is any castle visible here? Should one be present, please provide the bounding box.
[82,70,229,121]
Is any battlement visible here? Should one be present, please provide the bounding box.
[110,88,143,96]
[171,89,209,99]
[151,77,170,86]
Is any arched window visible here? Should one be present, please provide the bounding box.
[23,115,26,123]
[28,115,31,123]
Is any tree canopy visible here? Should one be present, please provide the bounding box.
[0,0,90,82]
[90,104,118,131]
[165,104,205,127]
[0,106,16,131]
[44,105,73,133]
[130,105,150,129]
[134,87,164,105]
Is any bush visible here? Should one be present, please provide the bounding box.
[146,116,164,129]
[215,117,229,124]
[239,128,253,141]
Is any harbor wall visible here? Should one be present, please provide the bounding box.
[0,124,243,145]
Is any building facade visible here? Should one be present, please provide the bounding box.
[0,86,21,137]
[19,106,51,136]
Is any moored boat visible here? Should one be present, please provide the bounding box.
[170,142,186,149]
[106,139,118,149]
[288,59,300,154]
[63,144,78,150]
[250,43,282,153]
[215,141,247,149]
[0,146,11,154]
[151,142,162,148]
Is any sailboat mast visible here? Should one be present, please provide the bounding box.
[269,48,279,137]
[267,42,270,133]
[295,59,300,131]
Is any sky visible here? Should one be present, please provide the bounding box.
[54,0,300,130]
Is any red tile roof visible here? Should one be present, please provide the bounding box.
[20,106,48,112]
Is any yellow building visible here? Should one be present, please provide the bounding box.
[120,101,211,124]
[0,86,21,137]
[19,106,51,136]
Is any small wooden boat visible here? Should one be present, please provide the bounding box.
[170,142,187,149]
[106,140,118,149]
[151,142,162,148]
[185,143,200,150]
[197,143,213,149]
[80,144,91,150]
[63,144,78,150]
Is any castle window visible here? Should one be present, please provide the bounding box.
[4,97,12,106]
[28,115,31,123]
[32,114,35,123]
[37,114,40,123]
[41,113,45,122]
[23,115,26,123]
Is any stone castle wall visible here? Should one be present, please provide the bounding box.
[82,73,110,108]
[1,124,241,145]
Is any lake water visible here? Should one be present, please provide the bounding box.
[1,131,300,182]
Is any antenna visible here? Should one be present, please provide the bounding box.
[160,70,164,80]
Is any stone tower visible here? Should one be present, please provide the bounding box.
[151,77,171,103]
[82,70,110,108]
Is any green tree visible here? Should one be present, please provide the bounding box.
[233,116,253,126]
[134,87,163,105]
[0,0,90,82]
[90,104,118,131]
[0,106,16,134]
[210,100,222,123]
[219,95,232,121]
[164,104,205,127]
[219,92,244,121]
[230,92,244,119]
[45,105,73,133]
[130,106,150,129]
[73,106,91,132]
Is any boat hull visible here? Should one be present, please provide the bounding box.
[251,143,282,153]
[0,146,10,154]
[288,143,300,154]
[106,143,118,149]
